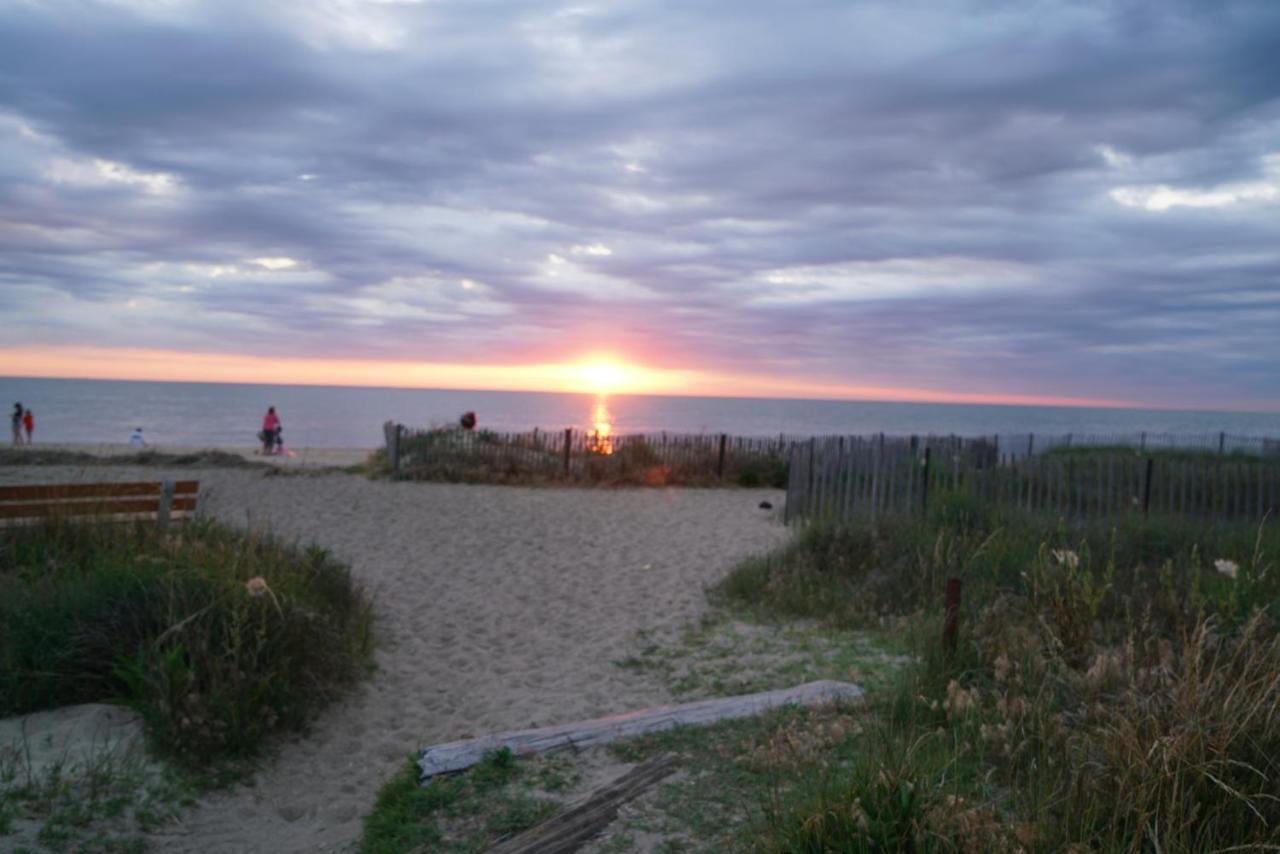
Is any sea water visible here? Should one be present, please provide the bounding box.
[2,376,1277,450]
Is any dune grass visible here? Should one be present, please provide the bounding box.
[1042,443,1279,465]
[711,499,1280,851]
[360,748,575,853]
[0,515,373,766]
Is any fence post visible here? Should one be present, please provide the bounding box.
[807,437,816,503]
[397,425,406,475]
[383,420,399,474]
[1142,457,1154,517]
[943,578,962,656]
[1140,432,1147,452]
[921,446,932,514]
[1027,433,1035,457]
[717,433,727,479]
[784,443,796,524]
[563,428,573,479]
[1219,432,1226,455]
[157,478,175,532]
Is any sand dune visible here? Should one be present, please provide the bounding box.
[0,466,785,852]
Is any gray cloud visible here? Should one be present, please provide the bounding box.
[2,0,1278,407]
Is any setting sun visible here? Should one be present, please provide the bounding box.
[575,360,628,394]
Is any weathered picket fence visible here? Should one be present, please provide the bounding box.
[383,422,792,485]
[786,434,1280,525]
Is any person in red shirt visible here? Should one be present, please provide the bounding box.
[262,407,281,455]
[22,409,33,443]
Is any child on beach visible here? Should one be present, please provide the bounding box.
[130,427,147,448]
[11,403,23,446]
[22,409,33,443]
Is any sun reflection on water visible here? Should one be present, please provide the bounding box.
[588,396,614,454]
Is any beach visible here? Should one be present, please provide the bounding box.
[0,464,786,852]
[3,443,375,470]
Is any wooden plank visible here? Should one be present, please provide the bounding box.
[489,754,680,854]
[417,680,863,779]
[0,481,198,502]
[0,496,197,520]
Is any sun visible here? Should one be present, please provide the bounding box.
[576,360,627,394]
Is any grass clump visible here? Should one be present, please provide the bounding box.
[361,748,565,853]
[0,515,373,765]
[714,508,1280,850]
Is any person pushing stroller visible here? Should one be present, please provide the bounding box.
[260,406,281,455]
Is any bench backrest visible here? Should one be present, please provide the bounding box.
[0,480,200,524]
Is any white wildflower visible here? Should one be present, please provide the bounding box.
[1214,559,1239,580]
[1051,549,1080,570]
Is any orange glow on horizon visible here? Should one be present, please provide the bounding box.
[0,344,1148,411]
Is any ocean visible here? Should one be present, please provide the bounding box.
[2,376,1278,450]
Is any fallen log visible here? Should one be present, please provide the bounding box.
[418,680,862,780]
[489,753,680,854]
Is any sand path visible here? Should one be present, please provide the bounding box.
[1,467,785,852]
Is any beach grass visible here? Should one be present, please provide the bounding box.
[703,505,1280,850]
[0,734,195,854]
[1,514,374,850]
[1,515,373,765]
[360,748,568,853]
[395,428,790,489]
[1042,443,1280,465]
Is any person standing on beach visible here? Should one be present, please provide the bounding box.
[262,406,280,455]
[11,403,23,446]
[22,408,33,443]
[130,427,147,448]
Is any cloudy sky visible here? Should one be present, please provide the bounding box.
[2,0,1278,409]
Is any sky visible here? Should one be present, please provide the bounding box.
[1,0,1278,409]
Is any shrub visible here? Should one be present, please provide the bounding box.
[0,517,372,765]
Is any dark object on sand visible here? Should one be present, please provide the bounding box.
[758,500,773,510]
[460,411,477,430]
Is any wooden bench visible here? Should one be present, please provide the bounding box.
[0,480,200,528]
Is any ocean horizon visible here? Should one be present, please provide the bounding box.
[3,375,1278,451]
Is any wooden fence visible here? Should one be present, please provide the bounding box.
[785,435,1280,526]
[987,430,1280,460]
[384,422,792,486]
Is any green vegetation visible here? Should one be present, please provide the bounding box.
[1,740,194,854]
[395,427,789,488]
[360,748,571,853]
[708,504,1280,851]
[1042,443,1279,465]
[0,448,267,469]
[1,516,373,764]
[617,616,908,699]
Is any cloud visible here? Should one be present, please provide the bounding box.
[1,0,1279,409]
[1110,154,1280,211]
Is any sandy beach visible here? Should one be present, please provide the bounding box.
[9,443,376,470]
[0,464,786,852]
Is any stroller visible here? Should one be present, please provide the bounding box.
[256,428,285,455]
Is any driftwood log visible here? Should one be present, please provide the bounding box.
[418,680,863,779]
[488,753,680,854]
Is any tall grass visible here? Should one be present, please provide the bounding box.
[0,516,372,765]
[720,500,1280,850]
